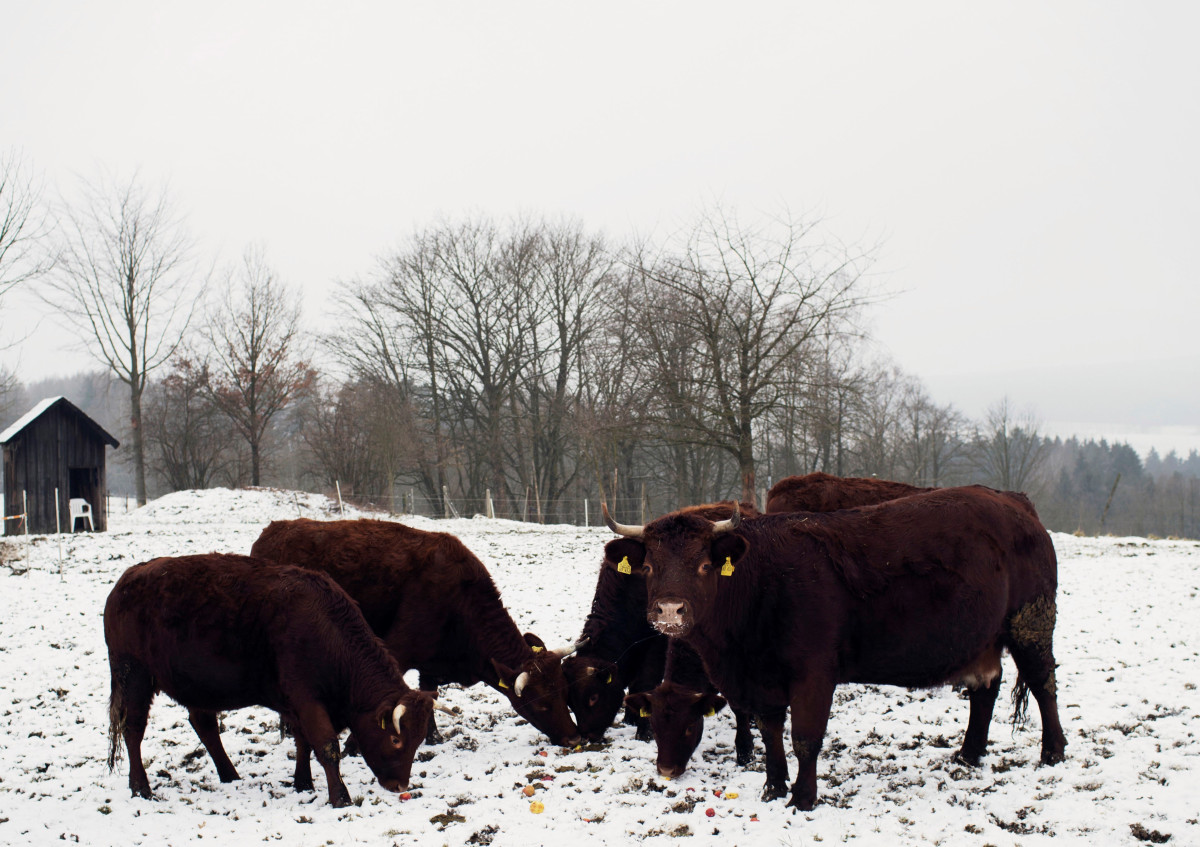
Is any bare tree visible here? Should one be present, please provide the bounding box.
[47,171,206,504]
[206,246,314,486]
[517,219,614,517]
[971,396,1048,491]
[635,206,873,505]
[1,149,53,412]
[143,355,231,491]
[0,149,52,315]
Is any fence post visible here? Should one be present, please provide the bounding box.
[23,490,29,569]
[442,486,452,519]
[522,487,530,522]
[486,489,494,519]
[335,480,345,515]
[640,481,647,524]
[584,499,589,527]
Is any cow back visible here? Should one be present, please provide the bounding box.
[765,472,932,513]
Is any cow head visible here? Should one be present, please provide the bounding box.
[602,503,748,637]
[491,633,583,747]
[562,656,624,742]
[351,688,438,793]
[624,683,726,778]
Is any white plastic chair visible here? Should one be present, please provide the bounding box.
[69,498,94,532]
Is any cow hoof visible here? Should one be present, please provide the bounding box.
[328,789,353,808]
[635,728,654,743]
[953,750,983,767]
[1041,748,1065,766]
[131,784,154,800]
[736,749,755,767]
[761,781,788,802]
[787,792,816,812]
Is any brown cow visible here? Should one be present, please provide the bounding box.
[601,486,1066,810]
[622,638,732,779]
[563,501,757,754]
[104,554,441,807]
[250,518,581,747]
[765,471,933,513]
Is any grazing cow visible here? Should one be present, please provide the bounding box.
[623,638,741,779]
[765,471,933,514]
[250,518,581,747]
[563,501,756,755]
[104,554,442,807]
[601,485,1067,811]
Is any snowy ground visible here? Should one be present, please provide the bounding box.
[1,488,1196,846]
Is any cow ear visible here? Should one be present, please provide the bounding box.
[523,632,547,652]
[624,692,651,715]
[604,539,647,575]
[491,658,516,690]
[710,534,747,572]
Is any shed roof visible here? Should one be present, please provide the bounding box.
[0,396,120,448]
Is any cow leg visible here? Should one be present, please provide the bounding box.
[757,711,789,801]
[732,708,755,767]
[187,709,240,783]
[294,704,351,807]
[292,732,315,793]
[957,670,1002,766]
[419,674,444,744]
[787,678,835,812]
[113,658,156,799]
[1007,597,1067,765]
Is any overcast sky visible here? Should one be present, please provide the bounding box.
[3,1,1198,453]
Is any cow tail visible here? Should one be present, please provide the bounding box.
[107,680,126,771]
[1010,673,1031,729]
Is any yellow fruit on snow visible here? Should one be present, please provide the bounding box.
[530,801,545,814]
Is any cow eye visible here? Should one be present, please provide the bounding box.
[698,562,712,575]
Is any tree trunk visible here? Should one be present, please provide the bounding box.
[130,381,147,506]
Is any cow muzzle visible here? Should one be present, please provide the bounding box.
[650,598,690,636]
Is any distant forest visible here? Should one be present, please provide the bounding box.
[3,367,1197,542]
[2,208,1197,540]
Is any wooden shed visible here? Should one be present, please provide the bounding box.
[1,396,120,534]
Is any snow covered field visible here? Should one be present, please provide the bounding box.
[1,488,1196,846]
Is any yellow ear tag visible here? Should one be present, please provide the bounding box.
[720,557,735,576]
[380,717,389,730]
[617,556,632,575]
[639,708,650,718]
[704,708,716,717]
[498,679,509,689]
[531,645,544,653]
[605,674,613,685]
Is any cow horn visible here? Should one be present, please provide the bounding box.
[602,503,644,539]
[514,672,531,697]
[710,507,742,535]
[434,702,459,717]
[553,637,588,659]
[392,703,406,734]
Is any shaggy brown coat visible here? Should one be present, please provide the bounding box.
[104,554,433,807]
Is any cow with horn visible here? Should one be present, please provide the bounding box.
[251,518,582,747]
[563,501,757,756]
[601,485,1066,810]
